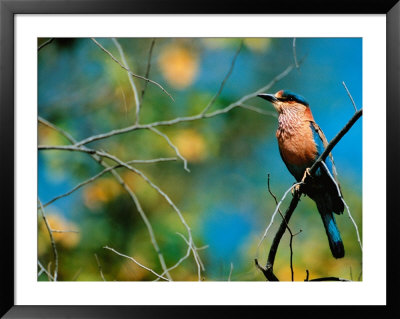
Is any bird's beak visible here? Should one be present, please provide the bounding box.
[257,93,278,104]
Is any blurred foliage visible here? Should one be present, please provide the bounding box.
[38,37,362,282]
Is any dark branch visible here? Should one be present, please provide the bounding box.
[309,108,362,176]
[38,38,54,51]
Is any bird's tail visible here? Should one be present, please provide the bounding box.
[316,199,345,259]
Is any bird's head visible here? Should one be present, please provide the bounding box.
[257,90,309,114]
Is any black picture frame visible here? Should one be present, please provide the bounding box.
[1,0,399,317]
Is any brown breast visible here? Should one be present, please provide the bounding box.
[276,120,317,167]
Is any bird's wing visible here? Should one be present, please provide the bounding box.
[309,121,340,184]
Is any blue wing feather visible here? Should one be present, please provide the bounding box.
[310,122,335,179]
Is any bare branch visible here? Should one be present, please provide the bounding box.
[148,127,190,172]
[38,38,54,51]
[320,161,362,252]
[201,40,243,114]
[112,38,140,123]
[140,39,156,116]
[176,233,203,281]
[94,253,106,281]
[228,262,234,281]
[51,229,79,233]
[342,81,358,112]
[38,116,76,144]
[73,62,297,147]
[293,38,299,69]
[238,104,278,118]
[267,174,301,281]
[104,246,169,281]
[38,145,97,153]
[257,182,303,251]
[309,108,362,176]
[155,233,192,281]
[42,157,177,208]
[38,199,58,281]
[91,38,174,101]
[38,260,54,280]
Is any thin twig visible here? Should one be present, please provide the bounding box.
[155,233,192,281]
[320,161,363,252]
[38,260,54,281]
[38,117,76,144]
[305,269,350,281]
[104,246,169,281]
[42,157,177,208]
[91,38,174,101]
[309,109,362,176]
[257,182,303,251]
[342,81,358,112]
[72,268,82,281]
[51,229,79,233]
[140,39,156,108]
[176,233,203,281]
[267,175,301,281]
[94,253,106,281]
[112,38,140,123]
[148,127,190,172]
[308,277,351,282]
[201,40,243,114]
[38,199,58,281]
[38,38,54,51]
[293,38,299,69]
[228,262,234,281]
[239,104,278,118]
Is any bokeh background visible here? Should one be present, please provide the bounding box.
[38,37,362,281]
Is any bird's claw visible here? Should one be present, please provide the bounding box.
[301,168,312,183]
[291,183,302,196]
[291,168,312,196]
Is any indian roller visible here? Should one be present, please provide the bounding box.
[258,90,345,258]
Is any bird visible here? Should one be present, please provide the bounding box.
[258,89,345,258]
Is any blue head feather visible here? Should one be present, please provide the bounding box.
[279,90,309,106]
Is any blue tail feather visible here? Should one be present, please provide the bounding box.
[317,199,345,258]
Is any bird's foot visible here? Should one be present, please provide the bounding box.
[292,183,302,196]
[301,168,312,183]
[292,168,312,196]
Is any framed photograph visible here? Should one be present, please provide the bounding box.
[1,0,398,317]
